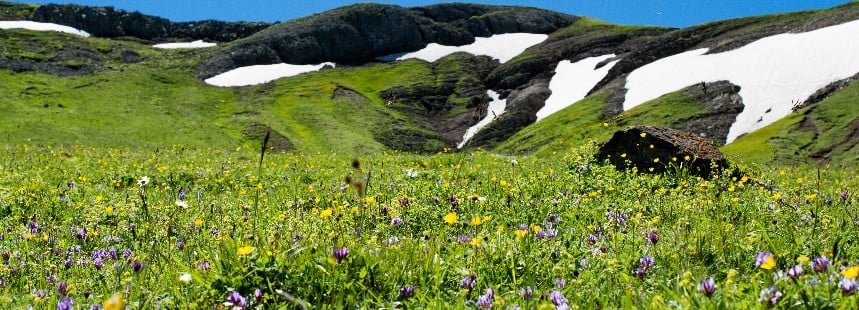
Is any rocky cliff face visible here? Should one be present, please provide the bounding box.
[30,4,270,42]
[197,3,575,79]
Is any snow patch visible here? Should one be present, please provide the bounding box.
[624,19,859,143]
[153,40,216,49]
[458,90,506,149]
[0,21,90,37]
[537,54,618,121]
[387,33,548,64]
[205,62,335,87]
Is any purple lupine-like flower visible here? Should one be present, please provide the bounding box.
[587,234,598,244]
[57,297,73,310]
[198,261,211,271]
[391,217,403,226]
[840,277,858,295]
[75,227,86,239]
[519,287,533,299]
[57,282,68,296]
[546,229,558,238]
[555,278,566,288]
[93,258,103,270]
[787,264,803,279]
[108,247,118,260]
[84,290,90,299]
[448,195,458,208]
[226,291,249,308]
[457,236,473,243]
[580,258,589,268]
[698,278,716,297]
[178,188,186,201]
[825,197,833,205]
[550,290,569,306]
[841,191,850,201]
[535,230,547,239]
[460,274,477,290]
[811,256,830,273]
[399,285,414,300]
[759,286,782,307]
[123,248,133,260]
[518,224,528,231]
[132,261,143,273]
[646,231,659,244]
[332,247,349,263]
[635,267,648,279]
[476,289,493,308]
[254,288,263,302]
[64,257,73,269]
[640,255,655,269]
[28,221,39,234]
[175,240,185,249]
[90,304,99,310]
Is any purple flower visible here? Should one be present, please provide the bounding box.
[698,278,716,297]
[332,247,349,263]
[75,228,86,239]
[550,290,569,306]
[225,291,248,309]
[587,234,598,244]
[132,261,143,273]
[546,229,558,238]
[178,188,186,201]
[840,277,858,295]
[825,197,833,205]
[646,231,659,244]
[476,289,493,308]
[57,297,73,310]
[555,278,566,288]
[841,191,850,201]
[787,264,803,279]
[399,285,414,300]
[89,304,99,310]
[57,282,69,296]
[640,255,655,269]
[460,274,476,290]
[811,256,829,273]
[28,221,39,234]
[93,257,103,270]
[535,230,547,239]
[254,288,262,302]
[457,236,473,243]
[518,287,533,299]
[391,217,403,226]
[759,286,782,307]
[635,267,648,279]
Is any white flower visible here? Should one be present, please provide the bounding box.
[179,273,192,283]
[510,159,518,166]
[405,169,419,178]
[175,200,188,209]
[137,176,150,187]
[477,196,486,202]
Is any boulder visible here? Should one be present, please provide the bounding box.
[597,126,728,177]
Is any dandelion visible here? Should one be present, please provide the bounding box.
[758,286,782,307]
[332,247,349,262]
[640,132,647,138]
[756,252,776,270]
[103,293,125,310]
[179,273,192,283]
[444,212,457,224]
[237,246,255,255]
[811,256,829,273]
[515,229,527,238]
[698,278,716,297]
[842,266,859,279]
[137,176,149,187]
[320,208,333,219]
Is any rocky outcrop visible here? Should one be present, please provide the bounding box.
[466,79,551,148]
[197,3,575,79]
[30,4,270,42]
[678,81,744,145]
[597,126,728,177]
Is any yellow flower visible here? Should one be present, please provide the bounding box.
[760,256,776,270]
[843,266,859,279]
[471,216,482,226]
[515,230,527,238]
[364,196,376,204]
[797,255,810,265]
[640,132,647,138]
[237,246,255,255]
[653,158,660,163]
[105,206,113,213]
[469,238,481,246]
[796,178,803,184]
[531,225,542,233]
[320,208,333,218]
[103,293,126,310]
[194,218,203,227]
[684,155,691,161]
[444,212,458,224]
[621,153,627,158]
[603,122,609,127]
[500,180,507,186]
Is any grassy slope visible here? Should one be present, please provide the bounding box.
[723,79,859,167]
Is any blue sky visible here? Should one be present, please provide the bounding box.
[13,0,854,27]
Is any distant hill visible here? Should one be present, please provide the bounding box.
[2,1,859,167]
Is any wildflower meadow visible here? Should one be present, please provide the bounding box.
[0,142,857,309]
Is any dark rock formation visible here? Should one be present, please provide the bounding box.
[198,3,575,79]
[597,126,728,177]
[466,79,551,148]
[800,72,859,109]
[30,4,270,42]
[678,81,744,145]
